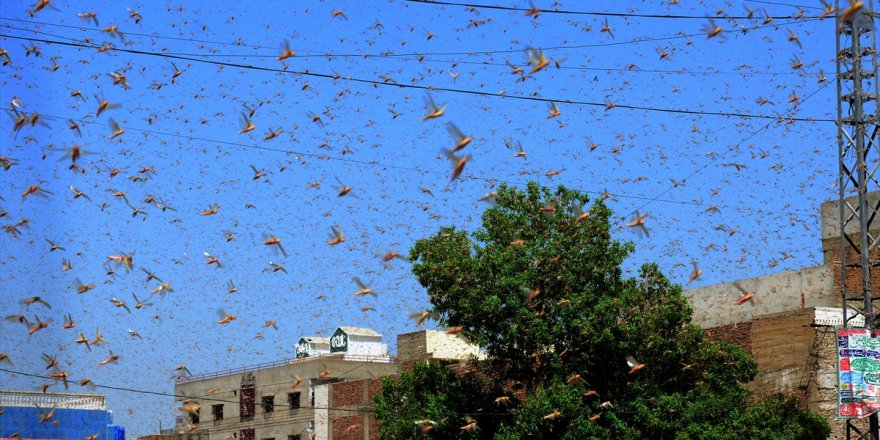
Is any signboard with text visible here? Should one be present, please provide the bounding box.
[838,328,880,418]
[295,338,310,358]
[330,328,348,353]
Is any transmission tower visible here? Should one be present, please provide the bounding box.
[837,1,880,439]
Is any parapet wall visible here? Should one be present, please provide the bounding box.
[685,265,834,328]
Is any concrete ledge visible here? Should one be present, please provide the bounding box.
[685,265,834,328]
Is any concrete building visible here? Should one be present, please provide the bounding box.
[294,337,329,359]
[314,330,482,440]
[171,328,482,440]
[173,327,396,440]
[0,390,125,440]
[683,191,880,438]
[327,327,386,357]
[396,329,483,370]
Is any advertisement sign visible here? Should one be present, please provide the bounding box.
[838,328,880,418]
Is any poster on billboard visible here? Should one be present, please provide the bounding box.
[838,328,880,418]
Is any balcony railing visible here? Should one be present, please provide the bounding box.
[0,390,106,409]
[176,353,396,384]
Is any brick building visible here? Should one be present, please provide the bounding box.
[684,191,880,438]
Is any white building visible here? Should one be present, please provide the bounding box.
[328,327,387,358]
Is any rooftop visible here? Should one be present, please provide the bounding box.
[0,390,106,410]
[175,352,395,384]
[299,336,330,344]
[336,326,382,337]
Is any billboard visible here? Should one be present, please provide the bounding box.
[838,328,880,418]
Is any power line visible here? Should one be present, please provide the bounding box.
[0,21,833,223]
[18,112,821,220]
[0,367,514,420]
[4,20,830,79]
[0,33,835,123]
[418,56,827,77]
[404,0,819,20]
[744,0,823,10]
[178,357,394,402]
[0,14,822,59]
[0,16,276,51]
[0,367,368,413]
[620,76,834,222]
[303,15,824,57]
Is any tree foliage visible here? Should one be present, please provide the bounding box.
[374,361,502,439]
[375,182,829,439]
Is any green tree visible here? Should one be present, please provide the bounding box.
[374,361,502,439]
[376,182,829,439]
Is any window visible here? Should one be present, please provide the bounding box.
[287,436,301,440]
[287,392,301,409]
[240,429,254,440]
[261,395,274,413]
[212,404,224,421]
[190,409,200,424]
[240,388,255,421]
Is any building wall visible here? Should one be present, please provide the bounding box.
[0,406,121,440]
[324,379,381,440]
[330,415,366,440]
[705,321,752,356]
[685,265,834,329]
[174,356,396,440]
[396,331,427,371]
[174,369,315,440]
[424,331,482,361]
[822,234,880,308]
[748,310,816,402]
[314,385,329,440]
[703,309,815,402]
[690,192,880,438]
[819,193,880,307]
[686,192,880,329]
[136,432,206,440]
[397,330,482,372]
[344,337,386,357]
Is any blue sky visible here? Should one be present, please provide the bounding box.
[0,0,842,436]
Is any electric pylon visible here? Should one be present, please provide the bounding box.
[837,2,880,439]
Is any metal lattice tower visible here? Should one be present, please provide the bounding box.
[838,2,880,439]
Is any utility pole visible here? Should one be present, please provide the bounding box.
[838,2,880,439]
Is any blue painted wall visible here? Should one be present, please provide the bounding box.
[0,406,123,440]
